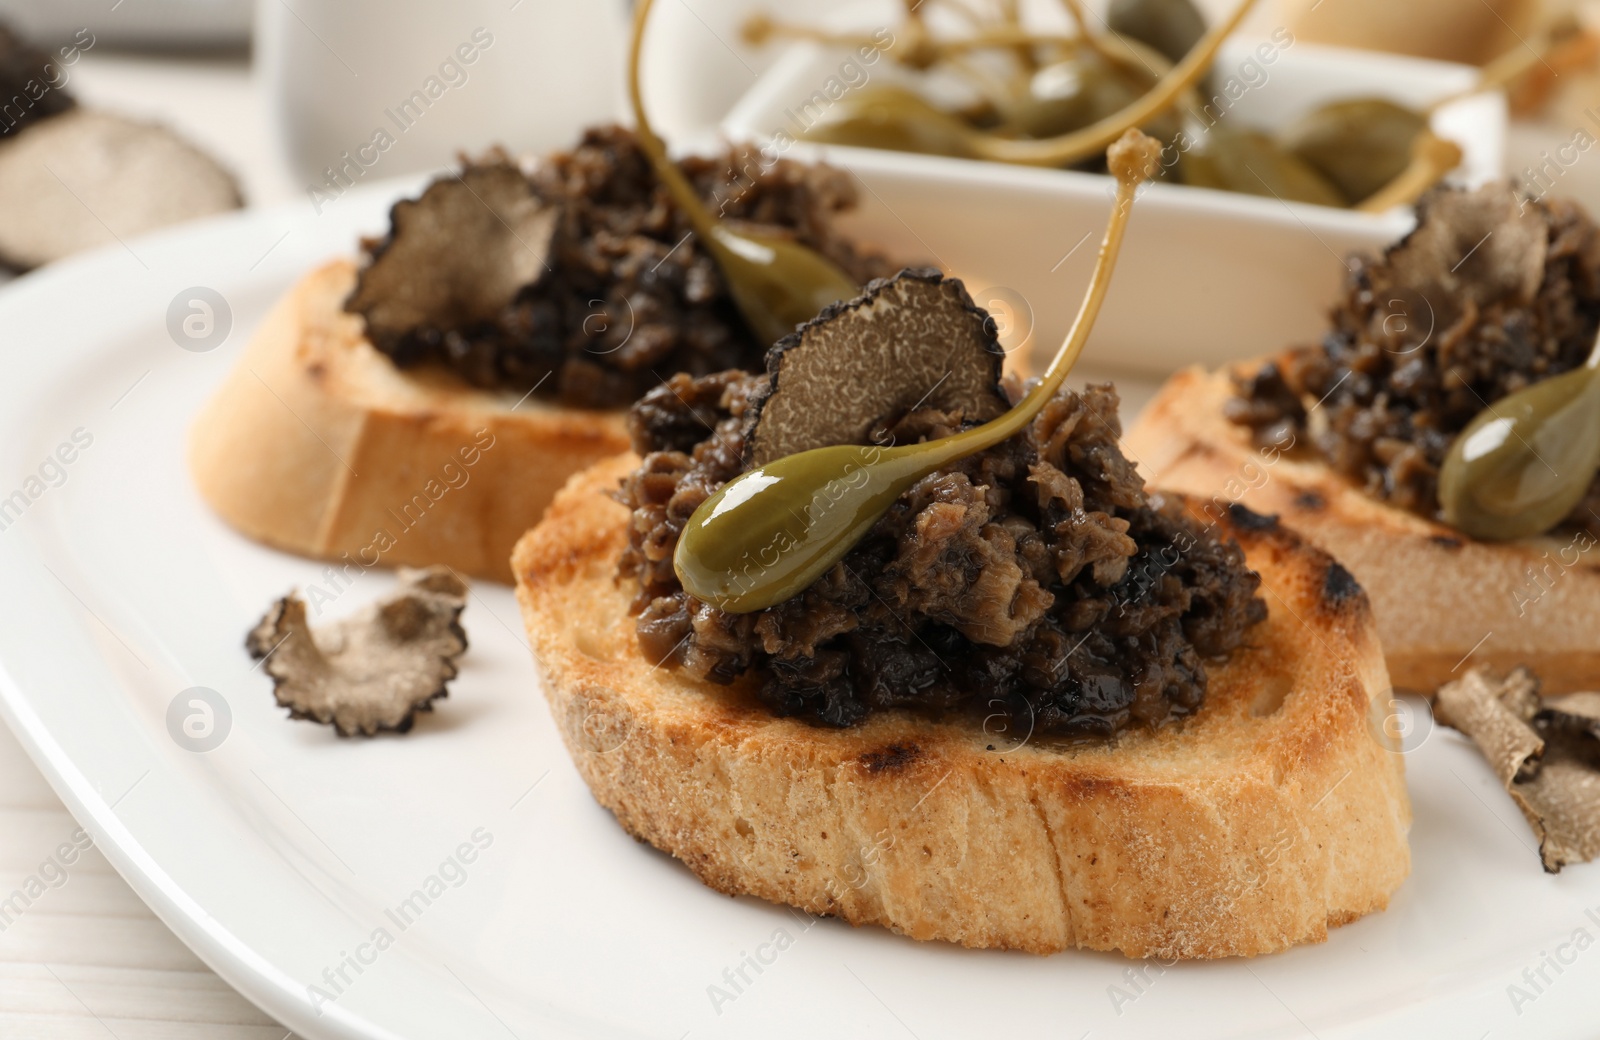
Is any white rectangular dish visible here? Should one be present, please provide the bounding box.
[721,37,1506,373]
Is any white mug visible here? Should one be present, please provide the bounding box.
[257,0,628,209]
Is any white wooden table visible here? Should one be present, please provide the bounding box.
[0,722,295,1039]
[1,47,301,1040]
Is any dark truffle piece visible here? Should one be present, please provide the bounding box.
[246,567,469,737]
[0,24,76,139]
[1436,667,1600,873]
[346,160,556,355]
[1368,182,1547,330]
[744,269,1011,467]
[0,109,242,269]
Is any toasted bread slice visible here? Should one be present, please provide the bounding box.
[189,260,630,582]
[1126,365,1600,694]
[511,454,1410,959]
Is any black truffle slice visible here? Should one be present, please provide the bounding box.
[246,567,469,737]
[1435,667,1600,873]
[0,109,242,270]
[346,162,556,353]
[744,268,1012,467]
[0,24,76,139]
[1368,183,1548,331]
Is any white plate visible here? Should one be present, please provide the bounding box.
[721,34,1505,374]
[2,185,1599,1040]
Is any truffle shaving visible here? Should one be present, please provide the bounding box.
[1434,666,1544,782]
[1436,667,1600,872]
[744,269,1011,467]
[1370,183,1548,329]
[346,160,556,354]
[0,109,242,270]
[246,567,469,737]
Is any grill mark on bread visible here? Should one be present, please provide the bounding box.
[860,742,922,773]
[1322,561,1363,606]
[1429,534,1464,550]
[1226,503,1279,532]
[1293,490,1326,512]
[1206,497,1374,626]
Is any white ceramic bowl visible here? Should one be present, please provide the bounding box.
[721,37,1506,373]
